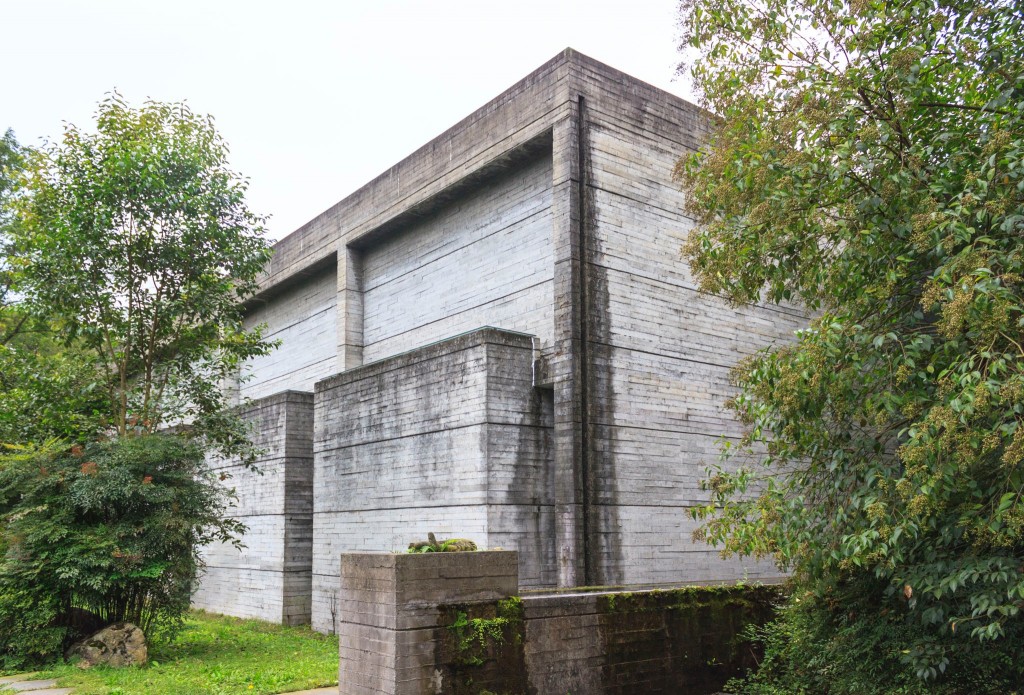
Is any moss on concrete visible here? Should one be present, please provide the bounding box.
[437,597,526,695]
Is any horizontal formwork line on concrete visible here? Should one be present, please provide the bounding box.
[362,278,552,350]
[247,364,335,389]
[338,104,566,253]
[313,501,557,516]
[241,359,337,399]
[234,391,315,410]
[256,303,336,339]
[583,335,768,376]
[585,420,743,442]
[317,332,535,391]
[581,267,804,331]
[582,268,805,325]
[586,501,732,510]
[584,116,701,159]
[314,420,552,453]
[578,248,806,328]
[361,207,552,294]
[202,566,311,575]
[583,179,690,223]
[203,511,312,519]
[588,421,744,442]
[206,454,313,472]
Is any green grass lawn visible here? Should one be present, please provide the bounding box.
[31,611,338,695]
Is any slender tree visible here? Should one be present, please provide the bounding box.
[15,94,274,460]
[0,95,274,663]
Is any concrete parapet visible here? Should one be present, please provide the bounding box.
[337,551,519,695]
[338,550,780,695]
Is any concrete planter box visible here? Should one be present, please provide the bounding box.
[338,550,518,695]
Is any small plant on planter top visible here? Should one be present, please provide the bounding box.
[407,532,478,553]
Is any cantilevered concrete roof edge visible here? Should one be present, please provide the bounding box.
[252,47,703,300]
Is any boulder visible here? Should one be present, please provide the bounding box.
[67,622,147,668]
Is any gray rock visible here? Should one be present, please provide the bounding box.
[67,622,147,668]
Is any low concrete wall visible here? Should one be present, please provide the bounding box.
[338,551,519,695]
[338,550,782,695]
[516,585,778,695]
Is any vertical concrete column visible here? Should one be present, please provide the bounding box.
[192,391,314,625]
[550,95,587,588]
[338,551,518,695]
[337,244,364,371]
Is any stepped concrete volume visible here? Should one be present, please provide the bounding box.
[191,48,802,631]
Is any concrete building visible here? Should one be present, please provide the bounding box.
[191,48,804,632]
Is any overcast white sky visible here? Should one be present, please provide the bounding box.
[2,0,693,241]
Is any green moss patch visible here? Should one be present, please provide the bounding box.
[438,597,526,694]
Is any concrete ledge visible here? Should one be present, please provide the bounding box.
[315,327,536,392]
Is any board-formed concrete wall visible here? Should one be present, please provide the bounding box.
[240,265,338,401]
[360,153,554,362]
[192,391,315,625]
[337,549,781,695]
[190,49,808,626]
[572,61,807,584]
[311,328,553,633]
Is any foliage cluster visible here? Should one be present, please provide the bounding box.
[0,128,24,310]
[447,597,523,668]
[0,96,273,668]
[0,129,111,445]
[677,0,1024,687]
[14,94,274,461]
[407,536,478,553]
[0,436,243,669]
[449,611,511,667]
[731,579,1024,694]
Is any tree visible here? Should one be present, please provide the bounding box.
[677,0,1024,687]
[15,94,274,460]
[0,129,109,444]
[0,95,274,664]
[0,128,28,340]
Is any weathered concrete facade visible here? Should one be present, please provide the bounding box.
[194,49,801,628]
[337,550,780,695]
[311,328,554,633]
[193,391,314,625]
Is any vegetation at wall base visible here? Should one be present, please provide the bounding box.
[678,0,1024,690]
[0,436,244,670]
[727,580,1024,695]
[9,610,338,695]
[0,95,274,669]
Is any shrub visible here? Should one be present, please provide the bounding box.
[0,434,244,666]
[0,587,66,671]
[730,578,1024,695]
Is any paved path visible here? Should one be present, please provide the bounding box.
[0,672,335,694]
[0,674,73,695]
